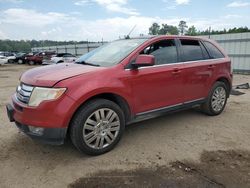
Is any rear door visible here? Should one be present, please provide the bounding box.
[63,53,75,63]
[128,39,185,114]
[178,39,215,102]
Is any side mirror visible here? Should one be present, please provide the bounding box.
[132,55,155,69]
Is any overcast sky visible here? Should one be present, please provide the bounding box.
[0,0,250,41]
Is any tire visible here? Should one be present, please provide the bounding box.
[28,61,35,65]
[8,59,13,63]
[17,59,23,64]
[56,61,63,64]
[70,99,125,155]
[201,81,228,116]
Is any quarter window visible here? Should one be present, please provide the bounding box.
[203,41,225,59]
[141,40,178,65]
[180,40,205,62]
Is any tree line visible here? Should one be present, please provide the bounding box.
[0,40,91,52]
[1,22,250,52]
[149,20,250,36]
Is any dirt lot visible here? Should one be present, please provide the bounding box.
[0,64,250,188]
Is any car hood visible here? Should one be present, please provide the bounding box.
[21,63,105,87]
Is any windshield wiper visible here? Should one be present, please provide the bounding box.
[76,61,100,67]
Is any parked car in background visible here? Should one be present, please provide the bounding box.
[0,55,8,65]
[42,53,77,65]
[26,51,56,65]
[14,52,28,64]
[0,52,16,63]
[6,36,232,155]
[0,52,15,57]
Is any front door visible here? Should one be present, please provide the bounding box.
[128,39,185,114]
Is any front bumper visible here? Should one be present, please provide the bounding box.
[6,104,67,145]
[6,92,76,145]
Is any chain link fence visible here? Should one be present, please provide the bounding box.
[32,42,106,57]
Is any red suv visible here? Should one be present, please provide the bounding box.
[6,36,232,155]
[26,51,56,65]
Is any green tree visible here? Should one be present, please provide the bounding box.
[149,23,179,35]
[186,25,198,36]
[159,24,179,35]
[0,40,90,52]
[159,24,169,35]
[167,25,179,35]
[149,23,160,35]
[178,20,188,35]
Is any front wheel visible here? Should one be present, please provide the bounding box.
[8,59,13,63]
[17,59,23,64]
[201,81,228,116]
[70,99,125,155]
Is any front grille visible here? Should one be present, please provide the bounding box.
[16,83,34,104]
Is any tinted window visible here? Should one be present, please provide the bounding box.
[63,54,75,57]
[203,41,225,59]
[141,40,178,65]
[180,40,204,62]
[56,53,65,57]
[200,43,210,59]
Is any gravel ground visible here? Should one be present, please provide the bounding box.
[0,64,250,188]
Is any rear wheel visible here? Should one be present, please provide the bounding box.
[28,61,35,65]
[70,99,125,155]
[201,81,228,116]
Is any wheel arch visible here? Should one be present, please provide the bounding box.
[57,60,64,64]
[69,92,132,127]
[215,77,231,97]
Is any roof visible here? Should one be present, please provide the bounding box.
[129,35,208,40]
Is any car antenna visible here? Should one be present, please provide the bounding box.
[124,25,136,39]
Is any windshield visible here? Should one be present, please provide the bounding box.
[16,53,25,57]
[76,39,147,67]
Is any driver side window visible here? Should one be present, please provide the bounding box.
[140,40,178,65]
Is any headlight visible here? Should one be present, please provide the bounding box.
[29,87,66,107]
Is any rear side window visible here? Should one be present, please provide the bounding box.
[141,40,178,65]
[203,41,225,59]
[57,54,64,57]
[180,40,205,62]
[64,54,74,57]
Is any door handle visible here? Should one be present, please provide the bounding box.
[172,68,182,74]
[208,65,216,69]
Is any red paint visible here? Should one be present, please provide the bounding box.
[26,52,56,64]
[134,54,155,67]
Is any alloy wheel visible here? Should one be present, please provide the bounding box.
[211,86,226,112]
[83,108,120,150]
